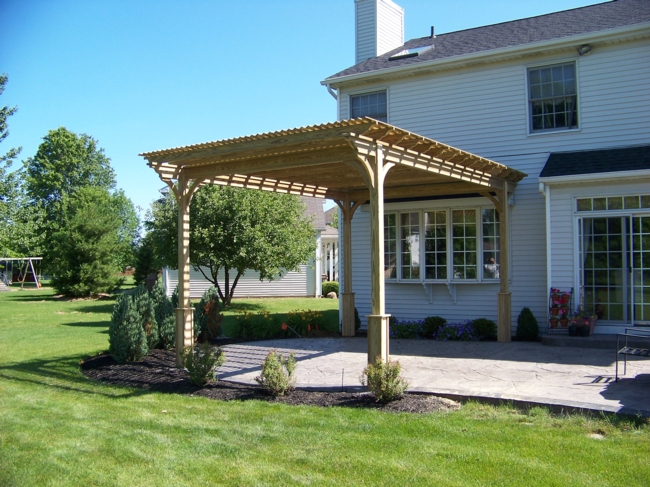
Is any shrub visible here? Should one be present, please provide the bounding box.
[422,316,446,339]
[360,358,409,403]
[131,285,159,349]
[285,309,325,337]
[255,349,297,396]
[516,307,539,341]
[436,320,478,341]
[183,342,225,386]
[109,293,149,363]
[472,318,497,340]
[321,281,339,296]
[233,310,281,340]
[193,286,224,341]
[389,319,423,339]
[151,279,175,350]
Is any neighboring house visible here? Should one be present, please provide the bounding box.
[164,196,333,299]
[323,0,650,333]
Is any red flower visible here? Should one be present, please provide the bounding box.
[281,323,288,331]
[307,324,311,332]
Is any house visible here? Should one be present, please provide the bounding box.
[163,196,337,299]
[322,0,650,334]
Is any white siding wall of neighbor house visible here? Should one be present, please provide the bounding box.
[165,265,315,299]
[355,0,404,64]
[338,37,650,331]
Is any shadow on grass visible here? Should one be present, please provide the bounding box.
[0,354,152,399]
[72,303,116,315]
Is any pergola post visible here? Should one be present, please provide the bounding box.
[174,175,199,367]
[315,231,322,297]
[365,145,393,364]
[497,182,511,342]
[336,198,363,337]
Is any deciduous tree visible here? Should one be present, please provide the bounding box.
[147,186,315,306]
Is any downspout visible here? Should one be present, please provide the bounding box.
[325,84,338,100]
[539,182,552,297]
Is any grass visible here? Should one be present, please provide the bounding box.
[1,288,649,486]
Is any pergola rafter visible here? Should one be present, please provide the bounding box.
[141,118,526,366]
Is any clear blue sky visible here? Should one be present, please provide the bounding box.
[1,0,599,214]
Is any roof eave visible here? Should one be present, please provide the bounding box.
[539,169,650,185]
[322,22,650,88]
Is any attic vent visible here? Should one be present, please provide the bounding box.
[389,45,433,60]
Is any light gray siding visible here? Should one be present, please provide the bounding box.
[337,36,650,333]
[376,0,403,58]
[165,265,314,299]
[355,0,376,63]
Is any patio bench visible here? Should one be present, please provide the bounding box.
[616,328,650,381]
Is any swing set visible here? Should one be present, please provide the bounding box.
[0,257,43,290]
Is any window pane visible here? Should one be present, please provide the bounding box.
[384,213,397,279]
[424,211,447,280]
[528,63,578,132]
[482,208,500,279]
[400,212,420,280]
[452,210,478,280]
[350,91,387,122]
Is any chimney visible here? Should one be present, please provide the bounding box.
[355,0,404,64]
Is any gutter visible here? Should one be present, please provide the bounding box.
[325,84,338,100]
[321,22,650,88]
[539,169,650,186]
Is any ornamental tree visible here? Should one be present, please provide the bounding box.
[147,185,315,306]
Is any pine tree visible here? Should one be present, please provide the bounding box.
[109,293,148,362]
[132,285,158,349]
[151,278,175,350]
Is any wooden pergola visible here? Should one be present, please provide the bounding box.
[141,118,526,366]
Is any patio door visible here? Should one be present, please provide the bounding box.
[579,216,650,324]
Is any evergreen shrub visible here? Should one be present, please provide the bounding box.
[255,349,296,396]
[361,358,409,403]
[193,286,223,341]
[151,279,175,349]
[109,293,148,362]
[516,307,539,341]
[131,285,159,349]
[321,281,339,296]
[183,342,225,386]
[472,318,497,340]
[422,316,446,338]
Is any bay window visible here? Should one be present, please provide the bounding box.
[384,206,501,283]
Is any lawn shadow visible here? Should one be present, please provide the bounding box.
[0,354,154,399]
[72,303,116,315]
[60,321,109,333]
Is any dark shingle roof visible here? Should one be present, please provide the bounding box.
[326,0,650,81]
[540,145,650,178]
[301,197,327,230]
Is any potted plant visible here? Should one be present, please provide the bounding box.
[572,307,597,337]
[550,299,561,316]
[550,317,559,328]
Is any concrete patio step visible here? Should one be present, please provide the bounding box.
[542,333,650,350]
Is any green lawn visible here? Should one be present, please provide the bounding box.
[0,288,648,486]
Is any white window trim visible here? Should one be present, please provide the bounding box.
[525,58,581,136]
[347,87,390,123]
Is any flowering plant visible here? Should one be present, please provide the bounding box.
[571,307,596,327]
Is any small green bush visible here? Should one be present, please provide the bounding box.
[109,293,149,363]
[321,281,339,296]
[516,307,539,341]
[422,316,446,338]
[183,342,225,386]
[472,318,497,340]
[360,358,409,403]
[193,286,223,341]
[255,349,297,396]
[233,310,281,340]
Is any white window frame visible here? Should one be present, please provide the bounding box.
[525,59,580,136]
[384,205,502,285]
[348,88,389,122]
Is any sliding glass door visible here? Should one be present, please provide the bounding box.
[579,215,650,324]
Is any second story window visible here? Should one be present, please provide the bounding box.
[528,63,578,133]
[350,91,387,122]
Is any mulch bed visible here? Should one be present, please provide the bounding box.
[80,349,460,414]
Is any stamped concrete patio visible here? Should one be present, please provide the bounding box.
[219,338,650,416]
